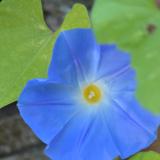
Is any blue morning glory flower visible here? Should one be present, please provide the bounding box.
[18,28,160,160]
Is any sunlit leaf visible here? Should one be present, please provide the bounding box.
[0,0,90,108]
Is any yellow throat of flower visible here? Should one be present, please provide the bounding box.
[83,84,102,105]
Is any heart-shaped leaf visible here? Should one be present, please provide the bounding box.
[0,0,90,108]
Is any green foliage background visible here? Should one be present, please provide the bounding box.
[129,151,160,160]
[92,0,160,114]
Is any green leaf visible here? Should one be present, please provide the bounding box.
[129,151,160,160]
[0,0,90,108]
[92,0,160,114]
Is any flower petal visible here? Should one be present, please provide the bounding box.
[18,79,79,144]
[78,113,119,160]
[18,79,78,105]
[103,96,160,159]
[48,29,100,85]
[45,112,120,160]
[109,68,136,96]
[114,94,160,137]
[96,44,131,81]
[45,112,93,160]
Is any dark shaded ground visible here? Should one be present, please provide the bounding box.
[0,102,47,160]
[0,0,93,159]
[42,0,93,31]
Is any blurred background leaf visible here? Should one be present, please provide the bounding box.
[129,151,160,160]
[0,0,90,108]
[92,0,160,114]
